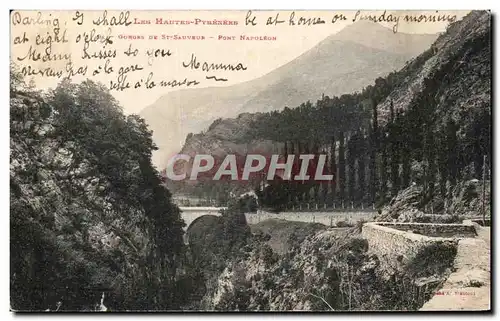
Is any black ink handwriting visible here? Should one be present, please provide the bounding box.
[72,11,84,25]
[206,75,228,82]
[182,54,247,72]
[93,10,132,26]
[245,11,257,26]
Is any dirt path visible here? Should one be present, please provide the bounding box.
[420,226,490,311]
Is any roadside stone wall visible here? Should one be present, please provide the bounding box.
[244,211,375,226]
[375,222,477,238]
[361,222,465,275]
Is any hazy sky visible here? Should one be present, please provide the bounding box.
[11,10,470,114]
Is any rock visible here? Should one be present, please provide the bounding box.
[397,208,427,223]
[446,179,491,218]
[376,185,425,222]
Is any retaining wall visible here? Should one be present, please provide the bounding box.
[362,222,474,274]
[244,210,375,226]
[375,222,477,238]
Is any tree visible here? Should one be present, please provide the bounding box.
[347,134,357,205]
[338,132,346,206]
[357,132,367,205]
[330,135,337,205]
[388,100,400,197]
[398,110,411,189]
[369,98,379,206]
[321,149,330,205]
[10,70,185,310]
[423,122,437,207]
[445,119,459,187]
[221,198,251,253]
[378,130,389,204]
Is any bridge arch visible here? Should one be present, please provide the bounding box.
[180,207,224,231]
[186,214,221,231]
[183,213,224,245]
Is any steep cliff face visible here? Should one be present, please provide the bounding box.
[140,22,437,167]
[180,113,280,157]
[164,112,280,199]
[376,10,491,123]
[198,225,455,311]
[376,179,491,223]
[10,75,184,311]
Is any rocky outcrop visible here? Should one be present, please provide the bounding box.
[446,179,491,218]
[375,185,426,222]
[198,223,455,311]
[377,10,491,124]
[376,178,490,223]
[140,22,437,167]
[10,77,184,311]
[180,113,280,157]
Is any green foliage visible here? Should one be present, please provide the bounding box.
[255,178,291,212]
[238,194,258,213]
[10,68,184,310]
[220,198,252,252]
[229,22,490,212]
[183,197,252,307]
[205,226,456,311]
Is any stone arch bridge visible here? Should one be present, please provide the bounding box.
[180,207,375,231]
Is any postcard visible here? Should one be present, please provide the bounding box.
[10,9,491,312]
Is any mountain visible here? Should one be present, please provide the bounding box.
[376,10,491,124]
[10,78,185,310]
[179,113,280,157]
[140,21,437,167]
[171,11,491,210]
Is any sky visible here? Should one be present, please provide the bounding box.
[10,10,470,115]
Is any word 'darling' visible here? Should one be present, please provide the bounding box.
[164,154,334,182]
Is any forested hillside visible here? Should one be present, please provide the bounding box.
[10,10,491,312]
[10,67,185,311]
[173,10,491,214]
[141,21,437,167]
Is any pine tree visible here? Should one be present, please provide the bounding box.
[437,126,449,198]
[347,134,357,205]
[312,140,321,203]
[379,129,388,204]
[398,110,411,188]
[357,132,367,205]
[282,140,291,204]
[371,98,379,147]
[446,119,459,188]
[389,100,400,197]
[330,135,337,205]
[295,141,303,203]
[303,141,311,202]
[369,98,379,205]
[420,78,438,206]
[423,122,437,207]
[289,141,297,204]
[338,131,346,205]
[321,148,329,205]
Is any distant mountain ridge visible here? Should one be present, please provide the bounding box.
[140,21,438,167]
[172,11,490,210]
